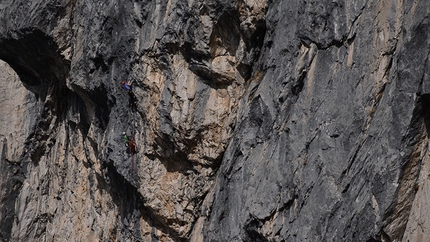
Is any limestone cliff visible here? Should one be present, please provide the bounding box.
[0,0,429,241]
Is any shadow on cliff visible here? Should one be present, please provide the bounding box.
[0,27,183,241]
[0,28,69,100]
[0,28,110,240]
[0,28,75,240]
[97,161,186,241]
[0,28,95,164]
[0,140,27,241]
[420,94,430,135]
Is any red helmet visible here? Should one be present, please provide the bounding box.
[121,81,125,85]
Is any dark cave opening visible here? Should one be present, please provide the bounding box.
[0,28,70,100]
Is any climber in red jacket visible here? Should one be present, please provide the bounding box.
[129,137,136,155]
[122,132,137,154]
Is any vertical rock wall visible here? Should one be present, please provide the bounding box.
[0,60,37,241]
[204,0,430,241]
[0,0,429,241]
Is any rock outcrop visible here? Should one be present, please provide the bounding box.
[0,0,429,241]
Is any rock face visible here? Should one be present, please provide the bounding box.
[0,0,429,241]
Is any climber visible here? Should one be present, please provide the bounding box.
[122,132,137,154]
[129,137,136,155]
[129,135,137,173]
[121,80,134,92]
[122,132,129,147]
[120,80,137,111]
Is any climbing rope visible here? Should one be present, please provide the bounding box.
[121,79,141,176]
[130,127,135,174]
[129,105,138,175]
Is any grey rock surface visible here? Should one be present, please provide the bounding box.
[204,0,430,241]
[0,0,429,241]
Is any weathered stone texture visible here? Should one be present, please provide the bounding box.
[0,60,37,241]
[0,0,429,241]
[203,0,430,241]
